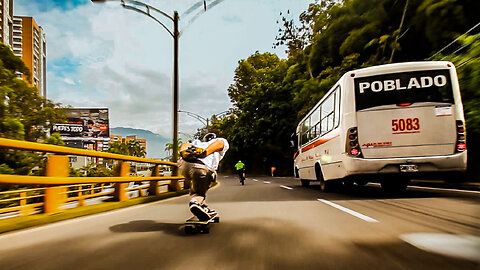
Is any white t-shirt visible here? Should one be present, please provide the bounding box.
[191,138,229,171]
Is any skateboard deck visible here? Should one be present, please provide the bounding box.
[184,214,220,234]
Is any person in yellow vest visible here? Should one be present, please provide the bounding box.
[235,160,245,185]
[179,133,229,221]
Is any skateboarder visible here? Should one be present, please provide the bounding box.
[179,133,229,221]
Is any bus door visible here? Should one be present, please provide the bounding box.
[354,69,457,158]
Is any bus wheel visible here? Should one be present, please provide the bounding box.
[316,164,332,192]
[320,179,338,192]
[301,179,310,187]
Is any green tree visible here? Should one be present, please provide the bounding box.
[45,132,65,146]
[164,138,183,159]
[222,52,295,174]
[127,140,146,157]
[436,34,480,179]
[107,141,129,155]
[108,140,146,157]
[0,43,66,176]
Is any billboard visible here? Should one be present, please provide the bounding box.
[52,108,110,139]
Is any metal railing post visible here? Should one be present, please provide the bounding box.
[168,165,182,192]
[114,161,130,201]
[78,186,85,207]
[44,155,69,214]
[19,191,32,216]
[148,165,160,195]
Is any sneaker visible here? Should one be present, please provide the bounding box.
[189,201,211,221]
[201,204,217,216]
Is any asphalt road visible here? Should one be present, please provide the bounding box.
[0,175,478,270]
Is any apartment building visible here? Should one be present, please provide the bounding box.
[12,16,47,97]
[0,0,13,48]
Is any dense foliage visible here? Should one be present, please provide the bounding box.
[0,43,66,177]
[107,140,146,158]
[212,0,479,178]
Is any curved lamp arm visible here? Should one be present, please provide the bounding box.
[92,0,174,37]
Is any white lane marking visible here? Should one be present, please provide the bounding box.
[408,185,480,194]
[264,181,271,184]
[370,183,480,195]
[401,233,480,262]
[280,185,293,190]
[317,199,378,223]
[252,179,258,182]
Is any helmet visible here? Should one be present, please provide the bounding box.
[202,132,217,142]
[238,160,242,163]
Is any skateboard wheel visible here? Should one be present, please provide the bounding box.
[202,227,210,234]
[185,226,195,234]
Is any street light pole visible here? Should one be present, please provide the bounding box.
[91,0,219,164]
[172,11,179,164]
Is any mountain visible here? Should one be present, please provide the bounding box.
[111,127,170,159]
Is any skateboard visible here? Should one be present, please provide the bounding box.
[184,214,220,234]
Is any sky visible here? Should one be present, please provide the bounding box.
[14,0,314,140]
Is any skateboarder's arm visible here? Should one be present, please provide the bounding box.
[179,142,191,152]
[205,139,224,155]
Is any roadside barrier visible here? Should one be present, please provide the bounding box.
[0,138,186,217]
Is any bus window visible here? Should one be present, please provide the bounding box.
[321,95,334,119]
[313,123,320,138]
[321,117,328,135]
[334,89,341,127]
[320,93,335,135]
[354,69,454,111]
[311,107,320,127]
[327,114,334,130]
[301,132,308,145]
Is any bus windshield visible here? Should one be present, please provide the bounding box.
[354,69,454,111]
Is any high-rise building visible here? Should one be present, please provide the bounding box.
[12,16,47,97]
[0,0,13,48]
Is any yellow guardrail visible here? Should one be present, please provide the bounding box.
[0,137,187,217]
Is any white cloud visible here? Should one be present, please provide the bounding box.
[15,0,312,139]
[63,78,76,85]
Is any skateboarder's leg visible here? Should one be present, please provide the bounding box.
[182,163,215,220]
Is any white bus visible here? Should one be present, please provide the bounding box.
[293,61,467,192]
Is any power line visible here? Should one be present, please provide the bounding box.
[428,21,480,60]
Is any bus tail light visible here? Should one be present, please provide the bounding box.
[346,127,363,157]
[455,120,466,153]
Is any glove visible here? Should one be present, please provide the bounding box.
[180,145,207,161]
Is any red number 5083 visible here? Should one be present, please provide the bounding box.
[392,118,420,131]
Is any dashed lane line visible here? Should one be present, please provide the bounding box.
[264,181,271,184]
[317,199,379,223]
[280,185,293,190]
[408,185,480,195]
[369,183,480,195]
